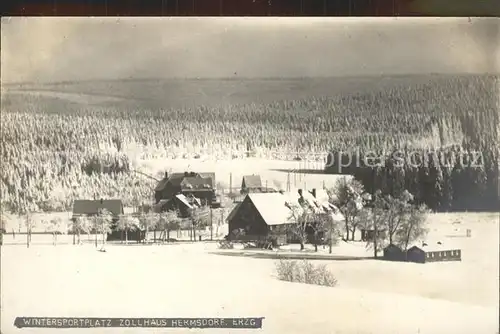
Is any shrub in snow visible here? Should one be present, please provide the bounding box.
[275,259,337,287]
[217,240,234,249]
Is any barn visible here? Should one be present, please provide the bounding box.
[227,192,301,244]
[227,189,344,245]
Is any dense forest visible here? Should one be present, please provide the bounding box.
[325,76,499,212]
[1,74,498,213]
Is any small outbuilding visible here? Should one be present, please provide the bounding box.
[383,244,406,262]
[406,245,427,264]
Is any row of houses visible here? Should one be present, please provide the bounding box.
[70,184,342,244]
[69,171,280,241]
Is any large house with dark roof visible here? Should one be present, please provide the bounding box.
[154,171,219,209]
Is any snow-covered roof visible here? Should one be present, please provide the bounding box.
[230,190,344,227]
[175,194,193,209]
[248,192,301,226]
[408,240,460,252]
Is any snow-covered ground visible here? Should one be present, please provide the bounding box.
[1,212,498,334]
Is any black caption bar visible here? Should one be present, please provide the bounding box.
[14,317,264,329]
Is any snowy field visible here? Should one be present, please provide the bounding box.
[1,212,498,334]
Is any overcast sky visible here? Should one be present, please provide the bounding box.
[1,17,498,83]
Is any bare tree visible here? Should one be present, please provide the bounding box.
[212,201,234,238]
[189,206,210,241]
[48,217,64,246]
[97,208,113,250]
[24,211,36,248]
[149,212,161,243]
[116,214,139,244]
[385,190,414,244]
[395,203,430,252]
[309,213,326,252]
[0,210,7,245]
[366,190,388,258]
[319,213,342,254]
[355,207,372,234]
[69,215,90,245]
[138,212,157,244]
[159,211,180,243]
[287,204,309,251]
[329,177,366,241]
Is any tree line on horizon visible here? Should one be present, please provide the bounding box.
[0,74,497,213]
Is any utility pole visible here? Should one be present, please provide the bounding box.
[210,207,213,241]
[229,173,233,195]
[219,209,224,237]
[26,213,29,248]
[94,216,98,248]
[298,159,301,182]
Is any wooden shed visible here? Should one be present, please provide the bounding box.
[383,244,406,261]
[406,245,427,264]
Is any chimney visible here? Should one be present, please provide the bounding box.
[298,189,303,197]
[312,188,316,198]
[165,172,168,179]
